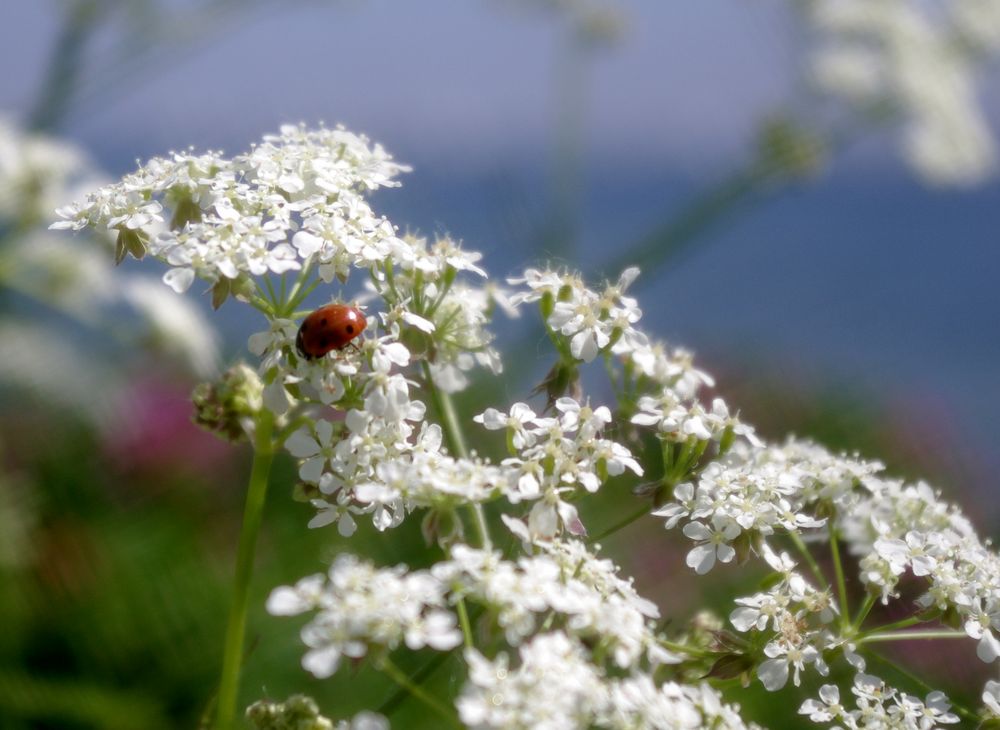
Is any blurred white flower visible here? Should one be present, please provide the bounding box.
[799,0,1000,185]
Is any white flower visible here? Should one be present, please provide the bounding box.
[799,684,845,723]
[758,639,823,691]
[984,679,1000,718]
[682,516,741,574]
[286,420,340,483]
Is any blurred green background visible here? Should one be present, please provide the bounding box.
[1,1,998,727]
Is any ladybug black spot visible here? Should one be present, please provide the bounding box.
[320,318,328,326]
[345,325,354,334]
[318,338,329,349]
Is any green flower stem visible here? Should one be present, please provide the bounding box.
[215,411,275,730]
[457,597,475,650]
[587,503,650,544]
[857,615,924,637]
[829,527,850,630]
[852,593,877,631]
[249,295,275,317]
[28,0,105,132]
[659,639,716,659]
[420,362,492,550]
[284,277,322,317]
[860,629,966,644]
[788,531,830,592]
[591,156,779,282]
[377,652,452,717]
[377,656,463,729]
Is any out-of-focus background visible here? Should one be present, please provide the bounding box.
[0,1,998,728]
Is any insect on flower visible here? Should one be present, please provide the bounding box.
[295,304,367,359]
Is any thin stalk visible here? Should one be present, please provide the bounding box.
[421,362,492,550]
[28,0,105,131]
[591,157,777,281]
[457,598,474,651]
[788,531,830,591]
[215,411,275,730]
[377,652,452,717]
[858,615,924,637]
[284,273,322,317]
[377,656,463,729]
[829,527,850,630]
[659,639,716,659]
[852,593,877,631]
[543,30,588,260]
[863,649,977,722]
[587,503,650,544]
[860,629,966,644]
[249,295,275,317]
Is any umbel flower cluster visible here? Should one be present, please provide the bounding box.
[796,0,1000,185]
[54,125,1000,729]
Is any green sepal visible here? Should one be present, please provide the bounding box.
[211,278,231,310]
[114,228,147,264]
[705,652,753,681]
[169,193,203,230]
[539,291,555,321]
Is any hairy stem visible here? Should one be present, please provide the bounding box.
[215,411,275,730]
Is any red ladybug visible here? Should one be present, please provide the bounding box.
[295,304,367,359]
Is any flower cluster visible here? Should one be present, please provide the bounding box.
[730,544,841,691]
[459,632,758,730]
[510,267,644,363]
[800,673,959,728]
[799,0,1000,185]
[363,233,509,392]
[52,124,408,296]
[845,476,1000,662]
[480,398,643,541]
[266,554,462,678]
[653,440,876,576]
[432,540,672,668]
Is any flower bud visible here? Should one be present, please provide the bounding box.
[245,694,334,730]
[192,363,264,442]
[757,118,826,179]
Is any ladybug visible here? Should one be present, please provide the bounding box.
[295,303,367,359]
